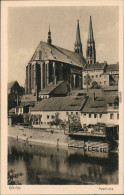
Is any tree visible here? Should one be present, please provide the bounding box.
[91,81,101,89]
[68,114,82,132]
[84,74,91,91]
[8,169,23,185]
[23,113,31,125]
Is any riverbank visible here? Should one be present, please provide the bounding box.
[8,125,68,147]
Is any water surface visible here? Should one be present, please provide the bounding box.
[8,137,118,184]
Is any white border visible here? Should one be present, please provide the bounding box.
[1,1,124,194]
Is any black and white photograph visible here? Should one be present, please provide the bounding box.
[1,0,124,194]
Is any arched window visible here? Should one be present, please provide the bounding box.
[88,47,90,56]
[90,46,92,57]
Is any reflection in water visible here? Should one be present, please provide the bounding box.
[8,137,118,185]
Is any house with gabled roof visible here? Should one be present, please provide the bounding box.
[38,80,69,99]
[80,94,119,128]
[30,96,87,128]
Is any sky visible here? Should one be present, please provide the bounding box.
[8,6,119,86]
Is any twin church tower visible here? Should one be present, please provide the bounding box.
[74,16,96,64]
[47,16,96,64]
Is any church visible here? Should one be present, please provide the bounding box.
[25,16,118,94]
[25,17,95,94]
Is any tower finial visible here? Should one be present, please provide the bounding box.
[86,16,96,64]
[47,25,52,45]
[74,19,83,55]
[88,16,94,41]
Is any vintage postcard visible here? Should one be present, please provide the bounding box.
[1,0,124,194]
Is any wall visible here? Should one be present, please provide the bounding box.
[80,111,119,127]
[30,110,80,126]
[82,70,104,89]
[39,94,49,99]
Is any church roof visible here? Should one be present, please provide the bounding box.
[29,41,86,68]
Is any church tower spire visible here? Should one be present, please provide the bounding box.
[47,25,52,45]
[86,16,96,64]
[74,20,83,55]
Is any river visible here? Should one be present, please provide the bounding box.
[8,137,118,185]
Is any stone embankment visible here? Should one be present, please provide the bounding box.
[8,125,68,147]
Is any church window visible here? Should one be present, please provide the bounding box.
[91,60,92,64]
[117,114,119,119]
[39,51,42,60]
[90,46,92,57]
[88,47,90,56]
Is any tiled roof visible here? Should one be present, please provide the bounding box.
[81,94,119,113]
[21,94,37,103]
[29,41,86,68]
[103,86,118,91]
[39,81,65,95]
[106,64,119,72]
[30,96,87,111]
[84,63,106,71]
[104,95,119,103]
[8,81,17,90]
[81,97,107,113]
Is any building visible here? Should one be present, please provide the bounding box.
[30,96,87,128]
[82,62,107,88]
[25,16,119,94]
[25,21,86,95]
[8,81,25,110]
[80,94,119,127]
[82,62,119,89]
[106,63,119,85]
[8,81,24,96]
[39,80,69,99]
